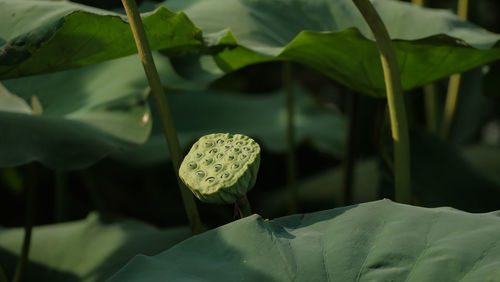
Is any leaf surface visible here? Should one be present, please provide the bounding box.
[0,0,202,79]
[0,52,215,169]
[114,87,346,166]
[0,213,190,282]
[110,200,500,281]
[162,0,500,97]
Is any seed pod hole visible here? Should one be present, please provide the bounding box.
[209,148,218,154]
[204,141,214,147]
[206,177,215,183]
[204,158,213,165]
[221,172,230,179]
[216,153,224,159]
[243,147,250,151]
[197,170,205,177]
[236,141,243,146]
[188,162,197,169]
[216,139,224,144]
[232,163,240,169]
[233,148,240,152]
[214,164,222,172]
[195,153,203,158]
[224,145,231,150]
[240,154,247,159]
[228,155,235,160]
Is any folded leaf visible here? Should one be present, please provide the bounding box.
[0,0,202,79]
[162,0,500,97]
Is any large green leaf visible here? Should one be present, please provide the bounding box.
[0,0,202,79]
[113,87,346,166]
[162,0,500,97]
[110,200,500,281]
[0,52,221,169]
[0,212,190,282]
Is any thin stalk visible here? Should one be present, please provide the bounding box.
[411,0,424,6]
[54,170,65,222]
[236,195,252,218]
[411,0,439,134]
[121,0,202,234]
[341,93,359,206]
[12,165,37,282]
[0,265,7,282]
[353,0,412,204]
[441,0,468,140]
[374,101,394,177]
[283,62,298,213]
[423,84,439,133]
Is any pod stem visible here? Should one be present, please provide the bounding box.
[236,195,253,218]
[121,0,202,234]
[12,165,37,282]
[352,0,411,204]
[283,61,298,213]
[342,92,359,206]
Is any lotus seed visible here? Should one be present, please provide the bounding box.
[228,155,235,160]
[206,177,215,183]
[197,170,205,177]
[188,162,197,169]
[221,172,230,178]
[209,148,218,154]
[204,158,213,165]
[214,164,222,171]
[232,163,240,169]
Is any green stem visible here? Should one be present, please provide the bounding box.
[441,0,468,140]
[414,1,441,135]
[0,265,7,282]
[12,165,37,282]
[374,102,394,177]
[121,0,202,234]
[411,0,439,134]
[54,170,65,222]
[283,62,298,213]
[411,0,424,7]
[236,195,252,218]
[341,93,359,206]
[353,0,411,204]
[423,84,439,134]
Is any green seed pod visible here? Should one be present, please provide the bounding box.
[179,133,260,204]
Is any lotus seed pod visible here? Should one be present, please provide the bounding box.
[179,133,261,204]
